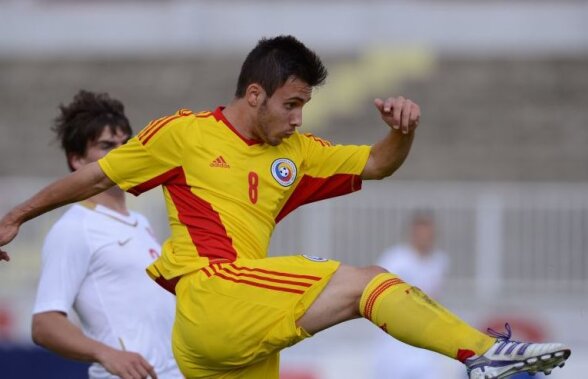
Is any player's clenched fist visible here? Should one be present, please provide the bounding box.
[374,96,421,135]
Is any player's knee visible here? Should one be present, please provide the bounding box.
[362,265,388,281]
[370,265,389,275]
[364,265,408,285]
[337,265,388,304]
[337,264,384,283]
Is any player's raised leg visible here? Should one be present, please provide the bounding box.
[298,265,571,378]
[298,265,493,359]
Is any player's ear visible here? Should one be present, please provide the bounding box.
[246,84,265,108]
[68,153,86,171]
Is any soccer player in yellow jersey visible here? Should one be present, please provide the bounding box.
[0,36,570,379]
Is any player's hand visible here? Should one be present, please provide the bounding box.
[0,219,19,262]
[97,348,158,379]
[374,96,420,135]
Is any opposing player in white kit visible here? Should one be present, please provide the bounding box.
[373,212,450,379]
[31,90,182,379]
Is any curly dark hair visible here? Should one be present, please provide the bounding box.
[235,35,328,98]
[53,90,132,171]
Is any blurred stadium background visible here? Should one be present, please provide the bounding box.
[1,0,587,378]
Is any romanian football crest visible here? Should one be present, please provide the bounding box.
[271,158,297,187]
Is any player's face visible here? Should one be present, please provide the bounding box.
[71,127,130,170]
[254,77,312,146]
[411,221,436,255]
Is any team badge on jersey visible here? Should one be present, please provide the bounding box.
[302,254,329,262]
[271,158,297,187]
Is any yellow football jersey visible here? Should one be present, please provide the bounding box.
[99,107,371,293]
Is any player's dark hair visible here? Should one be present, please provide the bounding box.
[53,90,132,171]
[235,35,328,98]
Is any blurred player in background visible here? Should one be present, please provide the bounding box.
[30,91,182,379]
[0,36,570,379]
[373,211,450,379]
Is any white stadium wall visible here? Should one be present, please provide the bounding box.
[1,1,587,58]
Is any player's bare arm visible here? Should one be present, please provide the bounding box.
[361,96,420,180]
[33,311,157,379]
[0,162,114,261]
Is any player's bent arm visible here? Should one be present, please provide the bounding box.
[361,130,415,180]
[361,96,420,180]
[32,311,158,379]
[0,162,113,252]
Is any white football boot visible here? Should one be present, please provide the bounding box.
[466,323,571,379]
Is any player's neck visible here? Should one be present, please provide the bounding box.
[222,100,256,140]
[87,187,129,216]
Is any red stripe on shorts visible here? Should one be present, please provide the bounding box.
[221,267,313,288]
[215,272,305,294]
[229,263,321,281]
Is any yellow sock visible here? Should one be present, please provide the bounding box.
[359,273,494,362]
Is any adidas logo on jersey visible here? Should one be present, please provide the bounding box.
[210,156,230,168]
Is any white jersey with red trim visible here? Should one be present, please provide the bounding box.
[33,203,182,379]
